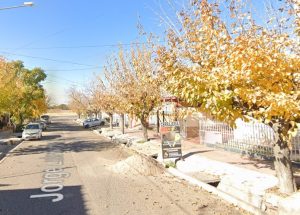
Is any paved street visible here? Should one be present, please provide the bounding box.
[0,113,244,215]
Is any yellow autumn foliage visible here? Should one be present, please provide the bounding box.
[158,0,300,144]
[0,58,48,124]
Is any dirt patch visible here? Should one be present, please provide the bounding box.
[110,153,164,176]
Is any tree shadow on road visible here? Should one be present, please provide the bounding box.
[45,122,84,132]
[41,135,62,141]
[10,140,118,156]
[0,186,89,215]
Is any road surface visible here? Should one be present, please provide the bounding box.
[0,113,245,215]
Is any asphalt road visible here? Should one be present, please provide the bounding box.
[0,113,245,215]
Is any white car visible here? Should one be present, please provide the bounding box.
[22,123,43,140]
[83,118,105,128]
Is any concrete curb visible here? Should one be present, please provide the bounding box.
[92,129,267,214]
[167,167,265,215]
[0,139,24,164]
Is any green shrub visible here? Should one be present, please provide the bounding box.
[165,161,176,168]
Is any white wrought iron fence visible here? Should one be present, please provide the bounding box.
[199,117,300,161]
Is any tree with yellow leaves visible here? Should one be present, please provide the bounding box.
[0,58,47,125]
[289,0,300,35]
[104,44,162,141]
[0,58,24,115]
[68,87,90,118]
[89,76,123,129]
[157,0,300,193]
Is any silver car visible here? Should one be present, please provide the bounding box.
[83,118,105,128]
[22,123,43,140]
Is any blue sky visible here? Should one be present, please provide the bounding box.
[0,0,168,104]
[0,0,282,104]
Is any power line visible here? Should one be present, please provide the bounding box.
[2,53,97,85]
[0,40,163,67]
[44,67,100,71]
[3,54,101,73]
[45,73,86,85]
[0,51,97,67]
[42,79,83,86]
[0,41,160,50]
[13,29,68,51]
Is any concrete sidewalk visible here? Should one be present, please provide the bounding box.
[94,126,300,214]
[95,126,300,179]
[110,128,276,174]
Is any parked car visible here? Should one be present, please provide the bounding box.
[83,118,105,128]
[35,120,47,131]
[14,124,25,138]
[22,123,43,140]
[40,115,51,124]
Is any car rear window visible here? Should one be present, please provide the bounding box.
[26,124,40,129]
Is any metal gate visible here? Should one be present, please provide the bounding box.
[199,117,300,161]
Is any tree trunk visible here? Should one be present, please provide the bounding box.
[8,113,11,125]
[130,117,133,128]
[19,113,24,125]
[142,123,148,141]
[141,118,149,141]
[273,143,297,194]
[120,114,125,134]
[174,106,178,121]
[156,110,160,133]
[109,114,113,129]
